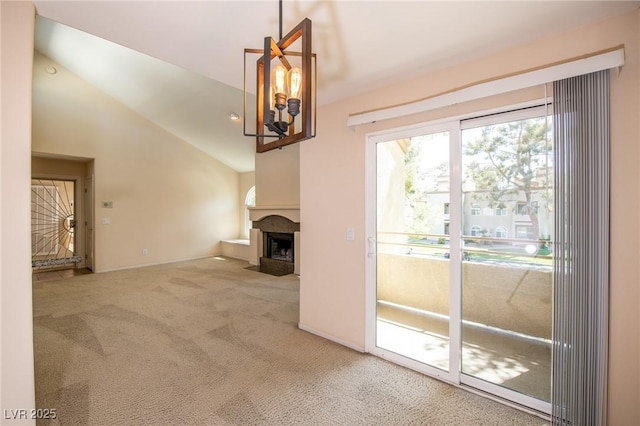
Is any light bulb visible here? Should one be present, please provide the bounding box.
[269,85,275,110]
[273,64,287,95]
[288,67,302,99]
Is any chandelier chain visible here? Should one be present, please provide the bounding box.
[279,0,283,41]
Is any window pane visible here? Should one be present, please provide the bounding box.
[461,114,553,401]
[376,132,451,371]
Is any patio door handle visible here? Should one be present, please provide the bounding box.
[367,237,376,258]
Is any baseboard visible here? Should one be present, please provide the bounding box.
[96,254,224,273]
[297,322,365,353]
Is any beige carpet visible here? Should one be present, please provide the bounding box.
[33,256,548,425]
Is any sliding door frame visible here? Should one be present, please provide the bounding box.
[364,101,552,417]
[365,120,461,385]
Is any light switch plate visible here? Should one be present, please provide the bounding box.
[346,227,355,241]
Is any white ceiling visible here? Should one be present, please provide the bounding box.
[33,1,639,172]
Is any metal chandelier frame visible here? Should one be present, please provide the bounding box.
[243,3,316,153]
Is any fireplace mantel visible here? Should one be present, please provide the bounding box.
[249,205,300,223]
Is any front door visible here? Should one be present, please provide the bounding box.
[31,178,77,268]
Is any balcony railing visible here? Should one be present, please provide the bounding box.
[377,231,552,268]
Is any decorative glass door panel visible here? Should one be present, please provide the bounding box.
[31,179,78,269]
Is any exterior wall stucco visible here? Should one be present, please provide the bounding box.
[377,254,552,339]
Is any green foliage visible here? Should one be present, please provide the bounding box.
[538,235,552,255]
[464,118,550,195]
[404,143,419,198]
[464,117,552,238]
[403,140,449,234]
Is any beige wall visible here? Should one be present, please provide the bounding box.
[299,10,640,423]
[32,156,89,178]
[239,171,255,205]
[254,143,300,207]
[1,2,37,423]
[32,51,240,272]
[239,171,255,238]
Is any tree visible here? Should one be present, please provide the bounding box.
[403,140,449,235]
[463,117,551,240]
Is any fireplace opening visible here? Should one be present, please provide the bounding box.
[265,232,294,263]
[252,215,299,276]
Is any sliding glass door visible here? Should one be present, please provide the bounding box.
[459,110,552,408]
[374,126,457,377]
[367,106,552,413]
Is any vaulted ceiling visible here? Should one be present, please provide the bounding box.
[33,1,639,172]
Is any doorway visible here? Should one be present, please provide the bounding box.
[31,155,95,273]
[31,178,79,269]
[366,106,552,414]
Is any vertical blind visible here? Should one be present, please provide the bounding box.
[552,70,610,425]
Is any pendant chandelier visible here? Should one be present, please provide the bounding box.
[243,0,316,153]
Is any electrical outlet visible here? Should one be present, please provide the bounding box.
[142,249,148,256]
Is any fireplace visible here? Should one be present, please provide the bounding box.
[265,232,294,262]
[250,213,300,276]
